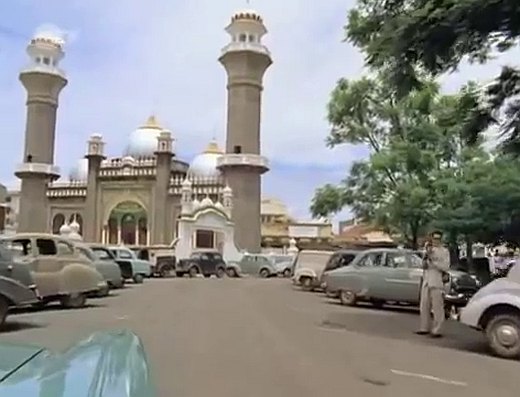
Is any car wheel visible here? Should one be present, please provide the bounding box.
[0,296,9,328]
[283,269,291,278]
[339,290,357,306]
[216,267,226,278]
[486,313,520,359]
[133,274,145,284]
[159,266,171,278]
[189,267,198,278]
[227,268,238,278]
[97,284,110,298]
[259,268,270,278]
[300,277,314,291]
[61,293,87,309]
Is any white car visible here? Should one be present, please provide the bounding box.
[459,263,520,359]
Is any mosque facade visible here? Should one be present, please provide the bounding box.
[3,10,334,254]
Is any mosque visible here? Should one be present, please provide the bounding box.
[2,9,333,257]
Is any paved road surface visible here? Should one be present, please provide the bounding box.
[1,278,519,396]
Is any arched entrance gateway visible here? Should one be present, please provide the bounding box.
[103,201,148,246]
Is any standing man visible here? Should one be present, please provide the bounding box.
[416,230,450,338]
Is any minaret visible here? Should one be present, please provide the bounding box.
[15,31,67,232]
[84,133,105,242]
[217,9,272,253]
[152,128,174,244]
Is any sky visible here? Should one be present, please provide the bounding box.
[0,0,518,229]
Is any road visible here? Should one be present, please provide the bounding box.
[1,277,519,396]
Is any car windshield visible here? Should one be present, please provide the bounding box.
[92,248,112,260]
[117,249,135,259]
[78,247,96,261]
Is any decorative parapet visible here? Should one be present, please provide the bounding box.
[101,156,157,168]
[15,163,60,178]
[221,42,271,57]
[168,175,225,195]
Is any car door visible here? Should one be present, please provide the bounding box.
[32,237,62,297]
[240,255,254,274]
[383,251,422,303]
[198,253,212,274]
[354,251,387,298]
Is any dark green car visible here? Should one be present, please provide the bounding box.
[0,242,38,327]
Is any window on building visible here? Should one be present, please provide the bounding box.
[239,33,247,42]
[233,145,242,154]
[248,34,255,42]
[195,230,214,249]
[42,57,50,65]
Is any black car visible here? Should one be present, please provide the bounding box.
[176,251,227,278]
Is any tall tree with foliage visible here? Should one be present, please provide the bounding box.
[345,0,520,153]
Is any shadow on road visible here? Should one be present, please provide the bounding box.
[1,320,45,334]
[320,301,492,358]
[11,301,107,315]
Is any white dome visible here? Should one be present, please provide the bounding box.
[200,197,213,207]
[69,158,88,181]
[125,116,164,157]
[187,140,223,178]
[59,223,71,235]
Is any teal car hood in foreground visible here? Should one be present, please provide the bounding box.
[0,329,156,397]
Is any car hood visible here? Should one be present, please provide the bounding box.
[0,329,155,397]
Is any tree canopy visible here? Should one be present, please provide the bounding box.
[345,0,520,154]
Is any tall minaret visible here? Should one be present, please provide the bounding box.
[217,9,272,253]
[15,31,67,232]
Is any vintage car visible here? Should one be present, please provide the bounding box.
[0,329,156,396]
[0,234,105,308]
[320,249,362,296]
[100,246,152,284]
[0,243,39,327]
[323,248,480,313]
[459,263,520,359]
[74,243,124,294]
[132,246,176,278]
[267,254,295,277]
[227,253,279,278]
[292,250,335,291]
[176,251,227,278]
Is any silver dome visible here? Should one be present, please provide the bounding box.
[187,140,223,178]
[125,115,164,157]
[69,158,88,181]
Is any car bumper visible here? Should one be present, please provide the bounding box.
[444,291,475,306]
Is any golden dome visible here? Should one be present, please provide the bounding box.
[203,140,224,154]
[140,115,162,130]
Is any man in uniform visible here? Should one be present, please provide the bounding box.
[416,230,450,338]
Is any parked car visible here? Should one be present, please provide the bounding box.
[101,246,152,284]
[132,246,176,278]
[74,243,124,294]
[323,248,480,313]
[226,253,278,278]
[0,329,156,396]
[292,250,334,291]
[0,243,39,327]
[176,251,227,278]
[0,233,104,308]
[320,249,362,296]
[267,254,295,277]
[459,263,520,359]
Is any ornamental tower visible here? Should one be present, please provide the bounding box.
[217,9,272,253]
[15,30,67,232]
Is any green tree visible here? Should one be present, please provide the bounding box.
[345,0,520,153]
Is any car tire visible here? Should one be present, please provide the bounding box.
[0,296,9,328]
[133,274,145,284]
[339,290,357,306]
[485,313,520,359]
[283,269,291,278]
[227,268,238,278]
[216,267,226,278]
[259,268,270,278]
[189,267,199,278]
[300,277,314,291]
[159,266,171,278]
[61,293,87,309]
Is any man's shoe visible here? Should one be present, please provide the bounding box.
[415,330,429,335]
[430,333,443,338]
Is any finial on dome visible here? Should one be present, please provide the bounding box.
[204,140,223,154]
[141,115,162,130]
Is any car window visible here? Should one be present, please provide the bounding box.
[7,239,31,257]
[77,247,94,261]
[213,253,222,261]
[409,254,423,269]
[36,239,57,256]
[324,254,342,271]
[339,253,356,267]
[56,240,75,256]
[201,254,209,260]
[118,249,133,259]
[244,255,254,262]
[92,248,111,260]
[357,253,383,267]
[190,253,200,260]
[386,252,409,268]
